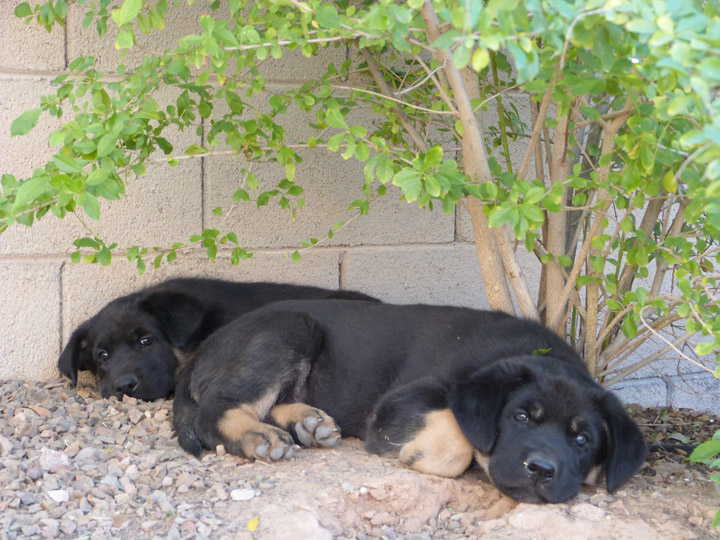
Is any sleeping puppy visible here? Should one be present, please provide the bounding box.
[173,299,647,504]
[58,278,374,401]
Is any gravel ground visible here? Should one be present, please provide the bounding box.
[1,379,719,540]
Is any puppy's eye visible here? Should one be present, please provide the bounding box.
[98,350,110,362]
[139,336,154,348]
[513,411,529,424]
[575,433,589,447]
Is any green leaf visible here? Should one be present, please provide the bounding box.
[690,439,720,462]
[625,18,656,35]
[10,108,42,137]
[695,341,716,356]
[185,144,206,156]
[392,169,423,202]
[52,154,83,174]
[471,49,490,72]
[149,10,165,30]
[355,141,370,162]
[325,108,348,130]
[488,202,518,228]
[86,168,110,186]
[233,188,250,202]
[423,146,444,169]
[111,0,143,28]
[96,134,116,158]
[82,192,101,221]
[316,4,340,29]
[14,176,47,208]
[14,2,33,18]
[116,29,135,49]
[96,248,112,266]
[663,169,677,194]
[622,314,637,339]
[453,45,471,69]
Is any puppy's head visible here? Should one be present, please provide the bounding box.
[58,290,207,400]
[449,356,646,504]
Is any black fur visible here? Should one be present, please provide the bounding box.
[57,278,375,401]
[174,300,647,504]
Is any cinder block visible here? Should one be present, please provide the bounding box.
[0,3,66,71]
[67,1,351,83]
[204,149,454,249]
[66,3,217,73]
[340,244,488,308]
[608,377,669,408]
[0,79,63,177]
[0,261,62,381]
[259,45,350,83]
[61,249,341,345]
[0,78,76,255]
[1,83,204,255]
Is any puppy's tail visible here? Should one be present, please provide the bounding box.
[173,363,205,457]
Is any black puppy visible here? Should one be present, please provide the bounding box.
[58,278,374,400]
[173,299,646,504]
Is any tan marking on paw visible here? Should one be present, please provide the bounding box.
[269,403,340,447]
[399,408,473,478]
[217,386,281,441]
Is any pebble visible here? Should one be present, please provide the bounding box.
[47,490,69,503]
[230,488,255,501]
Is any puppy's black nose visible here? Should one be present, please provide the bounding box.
[525,455,556,483]
[114,375,139,396]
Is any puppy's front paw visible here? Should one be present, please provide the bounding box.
[269,403,341,448]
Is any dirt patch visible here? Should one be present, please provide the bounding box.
[0,380,718,539]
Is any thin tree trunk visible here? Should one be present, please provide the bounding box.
[421,1,515,314]
[545,98,574,334]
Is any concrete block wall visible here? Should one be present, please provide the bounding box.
[1,3,717,412]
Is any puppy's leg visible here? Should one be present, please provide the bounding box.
[365,377,474,478]
[189,310,323,462]
[269,403,341,448]
[172,360,204,457]
[214,392,297,461]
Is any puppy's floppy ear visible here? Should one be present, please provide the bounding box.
[448,359,533,454]
[58,325,93,386]
[139,291,206,348]
[598,391,647,492]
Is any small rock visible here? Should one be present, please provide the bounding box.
[571,502,605,521]
[39,448,71,471]
[214,485,229,501]
[230,488,255,501]
[0,434,13,455]
[100,474,120,489]
[74,447,99,462]
[59,519,77,534]
[151,490,168,503]
[47,490,69,503]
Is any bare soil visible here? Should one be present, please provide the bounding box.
[1,380,719,539]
